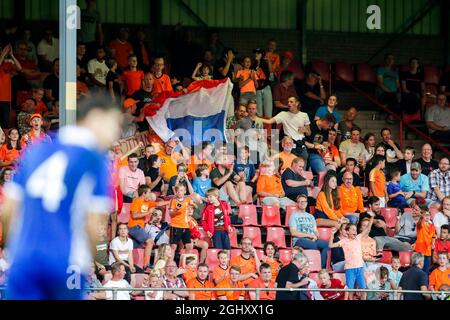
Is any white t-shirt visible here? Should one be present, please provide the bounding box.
[87,58,109,85]
[103,279,132,300]
[339,140,368,160]
[109,237,134,265]
[274,111,310,141]
[37,38,59,62]
[433,212,450,237]
[145,224,170,246]
[145,290,164,300]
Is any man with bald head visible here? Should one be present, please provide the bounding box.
[338,172,364,223]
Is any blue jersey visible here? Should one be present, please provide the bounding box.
[6,126,111,299]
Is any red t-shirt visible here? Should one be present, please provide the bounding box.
[435,239,450,254]
[122,70,144,96]
[320,279,346,300]
[109,40,133,69]
[0,62,14,102]
[35,101,48,116]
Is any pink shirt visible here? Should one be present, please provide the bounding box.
[338,234,365,269]
[118,166,146,195]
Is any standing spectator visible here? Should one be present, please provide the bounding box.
[253,48,273,117]
[132,28,153,72]
[187,206,209,263]
[265,39,280,74]
[230,238,261,286]
[289,194,329,268]
[415,210,436,274]
[400,57,425,115]
[37,29,59,72]
[425,94,450,141]
[109,223,136,284]
[20,28,38,64]
[168,184,195,252]
[339,172,364,220]
[376,53,400,118]
[121,98,145,139]
[20,114,52,149]
[122,54,144,97]
[0,44,22,128]
[314,94,341,125]
[236,56,258,105]
[248,263,276,300]
[132,72,155,132]
[76,43,88,79]
[389,256,403,289]
[43,58,60,103]
[109,28,133,70]
[79,0,104,54]
[399,162,430,206]
[14,40,41,83]
[281,157,310,203]
[275,252,310,300]
[0,128,21,168]
[428,157,450,205]
[339,126,368,167]
[318,269,347,300]
[207,30,224,64]
[213,48,236,81]
[398,253,431,300]
[380,128,404,163]
[330,223,348,272]
[216,265,245,300]
[337,107,359,144]
[434,199,450,237]
[87,47,109,89]
[105,58,121,104]
[298,71,327,122]
[94,224,111,282]
[103,263,132,300]
[429,252,450,295]
[151,56,173,95]
[257,160,295,208]
[272,70,298,114]
[369,155,388,207]
[396,146,415,176]
[188,141,213,179]
[162,260,189,300]
[187,263,215,300]
[415,143,439,177]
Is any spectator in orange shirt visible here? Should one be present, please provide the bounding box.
[108,28,133,70]
[260,242,282,282]
[151,57,173,96]
[32,88,48,116]
[122,54,144,97]
[248,263,276,300]
[0,44,22,128]
[188,141,214,178]
[273,137,297,174]
[212,250,230,285]
[369,155,388,207]
[0,128,21,168]
[230,237,261,286]
[236,56,258,105]
[429,252,450,295]
[415,210,436,274]
[339,172,364,223]
[168,184,195,253]
[256,160,296,209]
[181,255,198,284]
[265,39,280,74]
[20,114,52,149]
[158,140,189,182]
[187,263,215,300]
[216,265,245,300]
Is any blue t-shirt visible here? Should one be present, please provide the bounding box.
[315,106,341,123]
[289,211,317,244]
[376,67,399,94]
[399,173,430,193]
[234,160,255,183]
[387,181,407,207]
[192,177,212,198]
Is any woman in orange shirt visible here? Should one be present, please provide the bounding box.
[315,173,350,228]
[415,210,436,274]
[260,242,282,282]
[0,128,21,168]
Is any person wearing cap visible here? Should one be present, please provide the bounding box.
[108,28,133,70]
[252,48,273,118]
[400,162,431,206]
[121,98,145,139]
[20,113,51,149]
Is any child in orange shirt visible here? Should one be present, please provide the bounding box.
[236,57,258,105]
[369,155,388,208]
[212,250,230,285]
[415,210,436,274]
[429,252,450,295]
[181,255,198,284]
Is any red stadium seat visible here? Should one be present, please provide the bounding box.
[399,251,412,267]
[205,249,221,271]
[308,272,321,285]
[132,248,145,269]
[317,227,332,242]
[311,61,330,82]
[117,203,131,223]
[309,206,316,215]
[261,205,281,226]
[380,250,393,264]
[308,187,320,198]
[239,204,258,226]
[180,248,199,260]
[381,208,398,229]
[243,226,263,248]
[356,63,377,84]
[266,227,287,248]
[303,249,322,272]
[289,60,305,80]
[230,249,242,259]
[335,62,354,83]
[285,205,299,226]
[332,273,346,285]
[255,249,265,260]
[229,226,238,248]
[278,249,292,265]
[402,110,422,124]
[15,90,32,108]
[198,227,213,247]
[424,64,441,85]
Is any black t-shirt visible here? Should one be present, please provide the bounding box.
[275,263,302,300]
[380,141,401,155]
[210,167,237,189]
[281,168,307,202]
[307,120,329,155]
[399,266,428,300]
[106,71,121,97]
[298,81,321,113]
[43,74,59,102]
[148,167,163,193]
[331,234,345,265]
[213,59,234,80]
[416,158,438,177]
[359,212,387,237]
[400,71,424,95]
[131,89,153,132]
[167,176,191,196]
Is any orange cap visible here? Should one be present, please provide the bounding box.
[29,113,42,124]
[123,98,140,109]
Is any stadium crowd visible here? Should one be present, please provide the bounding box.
[0,0,450,301]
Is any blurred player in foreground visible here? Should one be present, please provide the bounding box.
[1,95,123,299]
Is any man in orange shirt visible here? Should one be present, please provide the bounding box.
[248,263,276,300]
[216,265,245,300]
[230,238,260,286]
[158,140,189,182]
[0,44,22,128]
[187,263,215,300]
[187,141,213,178]
[152,57,173,96]
[429,252,450,294]
[339,172,364,223]
[257,160,295,209]
[369,155,388,207]
[108,28,133,70]
[273,137,297,173]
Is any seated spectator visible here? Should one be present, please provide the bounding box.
[216,265,245,300]
[359,197,412,252]
[234,146,257,187]
[434,199,450,238]
[32,88,48,116]
[17,98,36,136]
[380,128,403,163]
[429,252,450,296]
[387,168,409,209]
[43,58,60,104]
[289,194,329,268]
[103,263,132,300]
[376,53,401,118]
[337,107,359,144]
[161,260,189,300]
[272,70,298,114]
[275,252,310,300]
[122,54,144,97]
[394,201,423,244]
[37,29,59,72]
[192,164,212,202]
[428,157,450,206]
[305,113,336,174]
[85,263,106,300]
[330,223,348,272]
[260,242,282,282]
[225,103,247,130]
[151,56,173,96]
[230,238,260,286]
[186,206,208,263]
[94,224,111,283]
[248,263,276,300]
[138,144,155,172]
[167,163,196,197]
[191,62,213,81]
[144,208,170,261]
[337,158,361,187]
[321,128,341,171]
[106,58,121,104]
[87,46,109,89]
[109,223,137,284]
[119,153,146,204]
[315,94,341,125]
[400,57,425,115]
[415,210,436,274]
[20,28,38,64]
[145,273,164,300]
[397,253,431,300]
[76,64,90,100]
[187,263,215,300]
[400,162,431,206]
[396,146,415,176]
[158,140,189,183]
[109,28,134,70]
[273,137,298,173]
[0,128,21,168]
[366,266,395,300]
[315,173,352,228]
[416,143,439,177]
[20,113,52,149]
[339,172,364,220]
[76,42,88,80]
[298,71,326,121]
[180,255,198,284]
[339,126,367,168]
[153,244,174,277]
[253,48,273,118]
[363,132,376,162]
[369,155,388,207]
[121,98,145,139]
[143,154,165,194]
[433,225,450,263]
[276,50,295,78]
[281,157,310,203]
[257,160,295,209]
[212,250,230,285]
[318,269,347,300]
[425,94,450,141]
[236,56,258,105]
